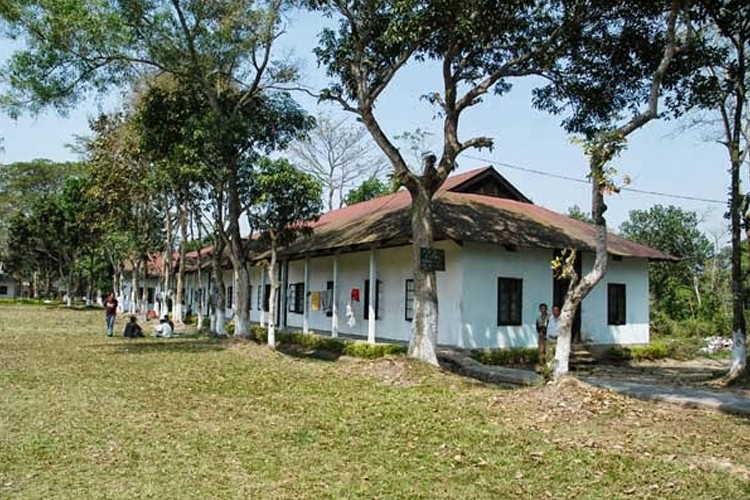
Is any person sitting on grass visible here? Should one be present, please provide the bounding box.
[123,315,144,338]
[152,316,174,338]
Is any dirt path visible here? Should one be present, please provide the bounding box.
[572,358,750,398]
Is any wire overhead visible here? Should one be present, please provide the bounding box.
[463,154,725,205]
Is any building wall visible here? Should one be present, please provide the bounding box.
[459,244,554,349]
[0,277,16,298]
[457,244,650,349]
[122,242,651,348]
[283,241,464,344]
[579,254,650,346]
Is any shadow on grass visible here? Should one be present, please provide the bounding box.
[87,337,229,355]
[275,343,344,362]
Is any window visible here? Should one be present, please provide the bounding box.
[227,286,233,309]
[364,279,381,320]
[325,281,334,317]
[608,283,626,325]
[497,278,522,326]
[248,286,252,310]
[263,284,271,312]
[288,282,305,314]
[0,285,8,296]
[404,279,414,321]
[147,287,155,304]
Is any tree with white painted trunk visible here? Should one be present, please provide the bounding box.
[308,0,582,365]
[666,0,750,381]
[534,1,691,379]
[0,0,311,337]
[247,157,323,347]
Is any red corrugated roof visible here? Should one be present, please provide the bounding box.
[279,166,676,261]
[439,192,675,260]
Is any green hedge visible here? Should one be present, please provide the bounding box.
[604,342,671,362]
[250,326,406,359]
[470,348,539,366]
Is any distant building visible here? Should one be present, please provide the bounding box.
[0,263,18,299]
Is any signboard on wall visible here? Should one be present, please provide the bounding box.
[419,247,446,272]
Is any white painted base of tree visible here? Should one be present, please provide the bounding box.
[213,310,227,336]
[234,315,249,338]
[408,301,439,366]
[728,329,747,379]
[268,323,276,348]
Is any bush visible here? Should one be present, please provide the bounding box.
[248,325,406,359]
[470,348,539,366]
[604,342,672,362]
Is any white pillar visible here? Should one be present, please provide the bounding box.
[332,254,339,338]
[368,246,377,344]
[303,257,310,334]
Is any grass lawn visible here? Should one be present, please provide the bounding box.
[1,305,749,499]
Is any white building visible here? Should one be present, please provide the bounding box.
[0,263,18,299]
[136,167,673,349]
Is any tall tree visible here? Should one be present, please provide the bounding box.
[309,0,580,365]
[247,157,323,346]
[83,111,164,314]
[534,0,691,378]
[289,113,387,210]
[620,205,714,319]
[667,0,750,380]
[0,0,309,337]
[0,159,84,261]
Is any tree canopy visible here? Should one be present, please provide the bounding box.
[620,205,714,320]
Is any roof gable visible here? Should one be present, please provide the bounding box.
[439,166,532,203]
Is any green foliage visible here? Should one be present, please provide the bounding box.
[566,204,593,224]
[604,342,672,362]
[344,176,392,205]
[470,348,539,365]
[247,158,323,246]
[250,326,406,359]
[0,159,84,262]
[620,205,714,321]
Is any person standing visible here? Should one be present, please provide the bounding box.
[535,303,549,365]
[104,292,118,337]
[547,305,561,340]
[546,305,561,361]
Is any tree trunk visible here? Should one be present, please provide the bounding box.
[225,170,252,337]
[267,240,278,347]
[234,264,252,338]
[407,187,439,366]
[553,169,609,379]
[729,157,746,379]
[210,237,227,336]
[174,196,189,325]
[140,258,148,315]
[194,216,205,331]
[130,264,137,314]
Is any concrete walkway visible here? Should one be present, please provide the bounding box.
[436,348,750,417]
[581,377,750,417]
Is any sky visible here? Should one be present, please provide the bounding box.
[0,8,732,245]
